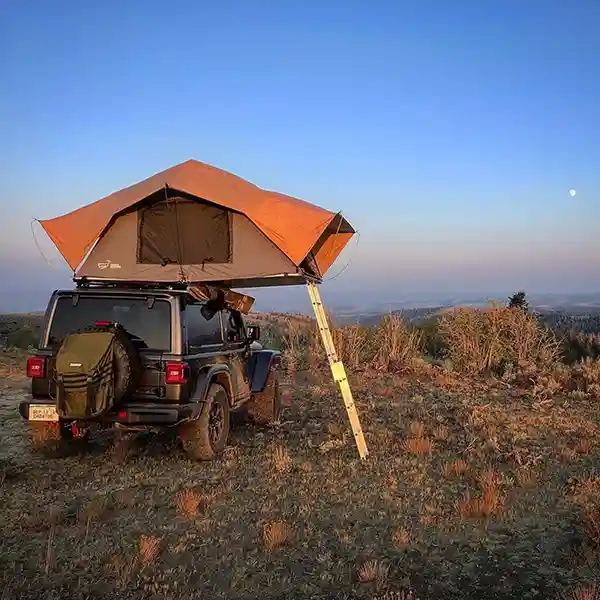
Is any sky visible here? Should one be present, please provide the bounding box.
[1,0,599,312]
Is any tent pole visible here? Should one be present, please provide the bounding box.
[306,281,369,460]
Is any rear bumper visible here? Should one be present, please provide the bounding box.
[19,400,202,426]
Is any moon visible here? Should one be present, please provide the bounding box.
[569,189,577,197]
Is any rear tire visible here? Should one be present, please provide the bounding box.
[247,369,282,426]
[178,383,230,461]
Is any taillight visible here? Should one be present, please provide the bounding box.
[165,362,189,385]
[26,356,46,378]
[95,320,112,327]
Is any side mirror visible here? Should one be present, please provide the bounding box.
[247,325,261,342]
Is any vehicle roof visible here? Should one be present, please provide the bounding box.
[51,288,246,313]
[51,282,257,315]
[53,287,187,298]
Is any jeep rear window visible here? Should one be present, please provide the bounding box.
[47,296,171,351]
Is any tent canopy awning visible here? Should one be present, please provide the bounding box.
[39,159,355,287]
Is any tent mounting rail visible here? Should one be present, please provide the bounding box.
[75,278,221,291]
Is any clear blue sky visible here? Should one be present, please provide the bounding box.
[1,0,599,311]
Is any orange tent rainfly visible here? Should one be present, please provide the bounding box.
[39,159,355,288]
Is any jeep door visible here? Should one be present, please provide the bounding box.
[221,308,251,407]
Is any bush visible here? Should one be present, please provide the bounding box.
[331,323,370,370]
[282,313,421,373]
[416,316,445,358]
[561,331,600,364]
[569,358,600,397]
[369,314,422,371]
[6,327,38,350]
[274,305,600,400]
[278,317,314,372]
[437,306,559,375]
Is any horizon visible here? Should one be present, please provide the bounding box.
[2,254,600,315]
[1,0,598,309]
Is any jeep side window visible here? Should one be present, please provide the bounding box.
[222,309,246,344]
[185,303,223,352]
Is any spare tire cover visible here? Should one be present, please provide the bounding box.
[55,325,142,404]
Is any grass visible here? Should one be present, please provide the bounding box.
[2,308,600,599]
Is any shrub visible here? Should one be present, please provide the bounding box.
[561,331,600,364]
[332,323,370,370]
[278,317,313,371]
[417,316,445,358]
[275,305,600,394]
[569,358,600,397]
[308,321,372,371]
[6,327,38,350]
[437,306,559,375]
[370,315,421,371]
[281,312,421,374]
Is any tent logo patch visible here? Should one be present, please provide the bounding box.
[97,260,122,270]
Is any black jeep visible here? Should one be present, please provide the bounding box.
[19,284,282,460]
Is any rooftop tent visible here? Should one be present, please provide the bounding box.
[38,159,355,288]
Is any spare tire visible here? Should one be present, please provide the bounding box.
[53,324,142,405]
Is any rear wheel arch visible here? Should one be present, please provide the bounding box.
[212,371,234,406]
[191,365,234,406]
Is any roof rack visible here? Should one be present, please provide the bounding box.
[74,277,194,291]
[73,277,255,314]
[74,273,320,289]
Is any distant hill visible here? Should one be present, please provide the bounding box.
[538,310,600,335]
[335,301,600,335]
[336,306,445,327]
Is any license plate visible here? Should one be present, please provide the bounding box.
[29,404,59,422]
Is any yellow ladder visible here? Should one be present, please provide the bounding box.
[306,281,369,460]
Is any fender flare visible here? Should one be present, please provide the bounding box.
[191,364,234,407]
[246,350,281,393]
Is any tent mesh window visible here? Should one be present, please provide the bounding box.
[137,197,232,265]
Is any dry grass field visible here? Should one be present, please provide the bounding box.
[1,308,600,599]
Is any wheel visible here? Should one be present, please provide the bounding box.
[108,327,142,402]
[178,383,230,460]
[247,369,282,426]
[28,421,84,457]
